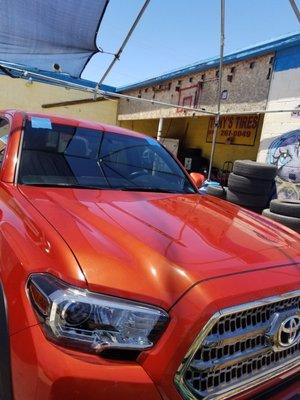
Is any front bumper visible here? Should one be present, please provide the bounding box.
[10,325,163,400]
[10,264,300,400]
[252,374,300,400]
[138,264,300,400]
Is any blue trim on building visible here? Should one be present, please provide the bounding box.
[1,32,299,94]
[117,32,300,92]
[0,61,116,92]
[274,46,300,72]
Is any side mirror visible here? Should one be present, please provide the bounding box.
[190,172,205,188]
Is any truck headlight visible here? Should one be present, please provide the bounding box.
[27,274,169,354]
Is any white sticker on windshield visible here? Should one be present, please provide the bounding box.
[31,117,52,130]
[0,134,8,144]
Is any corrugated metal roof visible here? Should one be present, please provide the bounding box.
[117,32,300,93]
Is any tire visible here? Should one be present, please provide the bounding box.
[262,209,300,233]
[207,185,226,198]
[228,173,272,195]
[270,199,300,218]
[227,189,269,208]
[233,160,277,181]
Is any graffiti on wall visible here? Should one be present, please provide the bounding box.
[267,130,300,200]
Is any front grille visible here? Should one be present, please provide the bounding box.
[175,291,300,400]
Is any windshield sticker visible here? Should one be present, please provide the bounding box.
[31,117,52,130]
[0,134,8,144]
[145,137,160,146]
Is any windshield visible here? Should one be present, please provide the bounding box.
[18,120,196,194]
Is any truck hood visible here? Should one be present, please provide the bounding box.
[19,187,300,309]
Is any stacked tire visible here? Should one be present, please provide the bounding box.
[206,185,227,199]
[226,160,277,213]
[262,200,300,233]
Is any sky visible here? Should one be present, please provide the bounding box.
[82,0,300,88]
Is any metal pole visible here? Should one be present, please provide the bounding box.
[221,109,298,115]
[102,89,217,115]
[0,61,217,116]
[157,117,164,141]
[1,61,297,116]
[96,0,151,90]
[207,0,225,181]
[289,0,300,22]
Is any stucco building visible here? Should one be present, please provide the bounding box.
[116,33,300,198]
[257,43,300,199]
[0,72,118,125]
[1,33,299,198]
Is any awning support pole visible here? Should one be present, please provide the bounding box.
[289,0,300,22]
[207,0,225,181]
[0,61,297,116]
[95,0,151,95]
[157,117,164,141]
[0,60,217,116]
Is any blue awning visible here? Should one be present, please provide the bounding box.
[0,0,109,78]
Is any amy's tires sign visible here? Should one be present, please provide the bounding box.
[206,114,260,146]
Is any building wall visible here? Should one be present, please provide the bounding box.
[184,116,263,169]
[257,46,300,200]
[120,118,188,138]
[120,114,263,170]
[118,54,273,121]
[0,76,118,124]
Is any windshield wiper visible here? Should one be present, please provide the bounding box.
[21,183,107,190]
[21,183,185,193]
[119,187,182,193]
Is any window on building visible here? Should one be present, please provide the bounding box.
[269,57,274,65]
[144,88,148,93]
[227,74,233,82]
[221,90,228,100]
[230,66,236,73]
[189,77,194,83]
[201,73,205,80]
[249,62,255,69]
[215,70,219,78]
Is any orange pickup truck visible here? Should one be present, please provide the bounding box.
[0,110,299,400]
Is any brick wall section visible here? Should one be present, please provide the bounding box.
[118,54,274,120]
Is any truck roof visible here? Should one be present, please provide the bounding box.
[1,109,148,139]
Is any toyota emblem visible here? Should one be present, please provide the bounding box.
[277,316,300,348]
